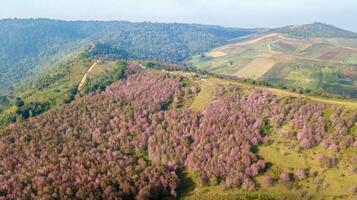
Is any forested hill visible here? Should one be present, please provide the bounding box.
[87,22,253,62]
[273,22,357,38]
[0,65,356,199]
[0,18,254,94]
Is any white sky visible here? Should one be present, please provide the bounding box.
[1,0,356,31]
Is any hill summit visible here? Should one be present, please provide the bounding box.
[273,22,357,38]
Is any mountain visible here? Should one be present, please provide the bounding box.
[0,65,356,199]
[0,18,254,95]
[191,23,357,97]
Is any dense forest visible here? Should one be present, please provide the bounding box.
[0,19,254,94]
[0,66,356,199]
[87,22,252,62]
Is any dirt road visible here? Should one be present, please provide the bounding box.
[236,33,279,46]
[78,61,99,91]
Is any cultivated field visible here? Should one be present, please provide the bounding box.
[234,57,276,79]
[190,32,357,97]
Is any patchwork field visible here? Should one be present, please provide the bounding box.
[234,57,276,79]
[190,32,357,97]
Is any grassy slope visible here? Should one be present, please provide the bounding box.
[18,57,117,104]
[190,32,357,97]
[192,77,357,110]
[191,78,226,111]
[0,55,117,128]
[87,60,118,77]
[186,76,357,200]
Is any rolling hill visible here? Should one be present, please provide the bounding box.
[0,65,356,199]
[190,23,357,97]
[0,52,126,128]
[0,20,357,199]
[0,18,254,95]
[273,22,357,39]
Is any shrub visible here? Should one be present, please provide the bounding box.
[279,172,291,184]
[279,130,296,138]
[353,141,357,148]
[351,156,357,164]
[328,144,340,152]
[296,168,306,180]
[317,154,337,168]
[263,175,273,186]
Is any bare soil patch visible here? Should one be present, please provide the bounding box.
[206,51,227,58]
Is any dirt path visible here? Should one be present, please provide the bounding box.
[337,44,357,51]
[78,61,99,91]
[267,40,282,54]
[139,64,146,69]
[236,33,278,46]
[268,43,273,52]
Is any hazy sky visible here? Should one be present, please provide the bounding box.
[1,0,357,31]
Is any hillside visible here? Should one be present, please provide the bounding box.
[0,66,356,199]
[0,53,125,128]
[0,20,357,200]
[0,19,254,94]
[191,23,357,97]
